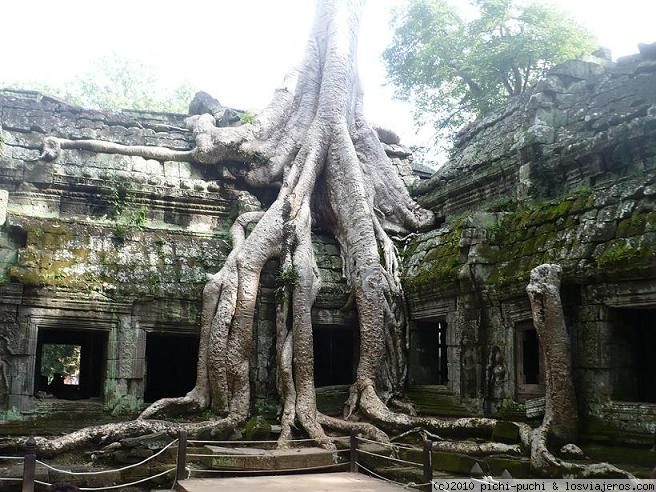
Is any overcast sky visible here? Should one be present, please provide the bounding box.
[2,0,655,151]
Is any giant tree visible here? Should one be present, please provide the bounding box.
[27,0,629,478]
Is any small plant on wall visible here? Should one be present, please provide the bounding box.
[104,173,149,244]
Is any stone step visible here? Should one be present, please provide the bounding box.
[316,385,349,416]
[190,445,338,472]
[407,385,472,417]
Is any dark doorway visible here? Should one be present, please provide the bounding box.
[313,326,355,387]
[515,321,545,401]
[145,333,199,402]
[409,320,448,385]
[35,329,107,400]
[611,308,656,403]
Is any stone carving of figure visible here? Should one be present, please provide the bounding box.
[0,334,14,405]
[461,345,478,398]
[487,345,506,401]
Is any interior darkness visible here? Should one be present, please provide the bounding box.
[145,333,199,402]
[313,325,355,386]
[409,320,448,385]
[611,308,656,403]
[35,328,107,400]
[522,329,540,384]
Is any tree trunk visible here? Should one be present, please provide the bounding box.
[526,264,578,443]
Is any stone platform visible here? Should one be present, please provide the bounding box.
[177,472,405,491]
[192,445,335,471]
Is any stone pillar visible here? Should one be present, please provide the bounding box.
[6,313,37,412]
[105,313,145,415]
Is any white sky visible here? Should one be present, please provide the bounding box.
[2,0,655,150]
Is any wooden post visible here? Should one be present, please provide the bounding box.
[349,431,358,473]
[422,439,432,492]
[175,430,188,486]
[22,436,35,492]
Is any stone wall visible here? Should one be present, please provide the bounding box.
[403,46,656,442]
[413,46,656,220]
[1,89,414,416]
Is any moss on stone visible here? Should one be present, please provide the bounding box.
[243,415,272,441]
[404,219,465,290]
[595,237,656,272]
[432,451,481,474]
[491,421,520,443]
[486,456,532,477]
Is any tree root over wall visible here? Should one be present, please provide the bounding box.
[20,0,631,478]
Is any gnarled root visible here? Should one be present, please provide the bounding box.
[432,440,522,457]
[529,421,634,478]
[26,415,242,456]
[526,264,632,478]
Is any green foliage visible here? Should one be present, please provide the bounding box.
[104,174,149,243]
[3,54,195,113]
[244,415,272,440]
[0,407,23,422]
[274,266,299,304]
[383,0,596,146]
[40,343,80,381]
[239,112,256,124]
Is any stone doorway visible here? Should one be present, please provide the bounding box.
[610,308,656,403]
[515,321,545,401]
[313,325,356,387]
[35,328,107,400]
[409,319,448,385]
[144,333,199,402]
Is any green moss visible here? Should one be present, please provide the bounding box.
[404,220,465,290]
[616,211,656,237]
[486,456,532,477]
[243,415,272,440]
[432,451,481,474]
[596,238,656,273]
[491,421,520,443]
[274,266,299,303]
[470,186,606,287]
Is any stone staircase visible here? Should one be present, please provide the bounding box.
[407,385,472,417]
[0,398,123,436]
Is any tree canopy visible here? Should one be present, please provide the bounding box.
[4,54,195,113]
[383,0,596,145]
[40,344,80,381]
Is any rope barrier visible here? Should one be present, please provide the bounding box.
[186,447,350,459]
[0,456,23,460]
[187,436,350,445]
[35,439,177,476]
[187,452,267,458]
[77,467,176,491]
[356,461,413,488]
[0,477,21,481]
[356,448,422,467]
[187,461,349,474]
[356,436,421,451]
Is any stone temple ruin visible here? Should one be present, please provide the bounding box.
[0,44,655,465]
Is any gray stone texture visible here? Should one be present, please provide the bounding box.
[404,48,656,443]
[0,88,410,416]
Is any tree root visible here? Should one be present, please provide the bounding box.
[38,136,194,162]
[25,416,242,456]
[431,440,522,457]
